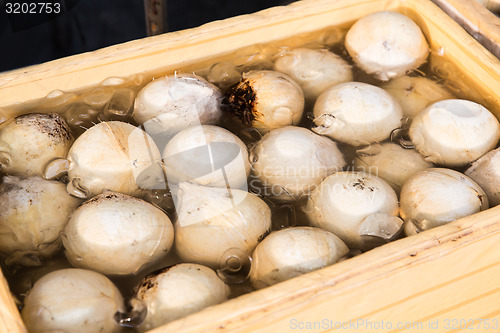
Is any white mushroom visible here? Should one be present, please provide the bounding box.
[249,227,348,289]
[382,76,454,121]
[250,126,345,202]
[345,11,429,81]
[21,268,125,333]
[304,171,403,250]
[133,73,222,147]
[400,168,488,235]
[0,113,73,177]
[0,176,81,266]
[62,192,174,275]
[409,99,500,167]
[135,263,230,331]
[354,142,433,192]
[312,82,402,146]
[273,48,352,101]
[465,147,500,206]
[174,183,271,268]
[163,125,250,190]
[45,121,163,199]
[225,70,305,134]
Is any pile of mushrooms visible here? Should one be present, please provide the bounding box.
[0,10,498,333]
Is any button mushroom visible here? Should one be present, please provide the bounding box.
[133,73,222,147]
[0,113,73,177]
[62,192,174,275]
[409,99,500,167]
[400,168,488,235]
[249,226,348,289]
[304,171,403,250]
[345,11,429,81]
[250,126,345,202]
[273,48,352,102]
[22,268,125,333]
[0,176,81,266]
[225,70,305,134]
[312,82,402,146]
[134,263,230,331]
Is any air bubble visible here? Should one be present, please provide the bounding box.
[46,90,64,98]
[101,77,126,86]
[43,158,70,180]
[82,88,113,109]
[208,62,241,90]
[64,102,99,136]
[312,114,345,135]
[391,128,415,149]
[67,178,89,199]
[43,91,76,110]
[100,88,135,122]
[236,52,273,72]
[114,297,147,328]
[216,248,252,284]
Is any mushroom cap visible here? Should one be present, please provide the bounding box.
[312,82,402,146]
[66,121,162,198]
[133,73,222,142]
[22,268,124,333]
[345,11,429,81]
[354,142,433,192]
[382,76,454,119]
[63,192,174,275]
[174,183,271,268]
[227,70,305,134]
[305,171,401,250]
[0,113,73,177]
[0,176,81,266]
[409,99,500,167]
[135,263,230,331]
[251,126,345,201]
[273,48,352,101]
[249,227,348,289]
[400,168,488,235]
[163,125,250,189]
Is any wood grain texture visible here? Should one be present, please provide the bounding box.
[0,1,499,333]
[0,273,26,333]
[151,205,500,333]
[431,0,500,58]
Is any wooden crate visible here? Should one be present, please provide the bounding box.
[431,0,500,59]
[1,0,500,332]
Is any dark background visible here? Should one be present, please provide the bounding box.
[0,0,295,73]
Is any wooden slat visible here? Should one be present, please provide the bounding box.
[431,0,500,58]
[0,273,26,333]
[152,206,500,333]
